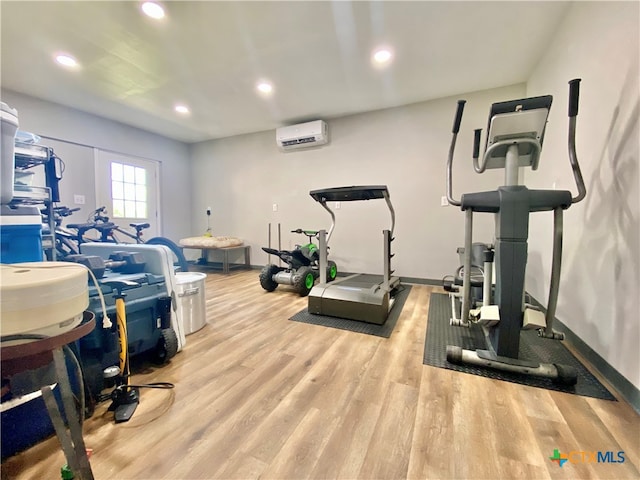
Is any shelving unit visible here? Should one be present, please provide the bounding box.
[11,142,60,260]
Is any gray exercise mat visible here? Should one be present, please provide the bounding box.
[424,293,616,400]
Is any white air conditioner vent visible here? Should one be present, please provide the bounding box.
[276,120,328,151]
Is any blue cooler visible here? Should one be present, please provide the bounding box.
[0,205,43,263]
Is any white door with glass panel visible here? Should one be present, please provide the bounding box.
[95,150,160,240]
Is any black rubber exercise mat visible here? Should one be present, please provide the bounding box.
[289,285,411,338]
[424,293,616,400]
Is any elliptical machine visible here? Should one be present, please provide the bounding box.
[444,79,587,385]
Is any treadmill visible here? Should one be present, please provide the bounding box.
[307,185,400,325]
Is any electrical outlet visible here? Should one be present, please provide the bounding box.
[272,203,278,212]
[441,196,448,207]
[74,194,85,205]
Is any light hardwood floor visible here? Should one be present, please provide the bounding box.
[2,269,639,479]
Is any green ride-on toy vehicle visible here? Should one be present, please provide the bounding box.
[259,229,338,296]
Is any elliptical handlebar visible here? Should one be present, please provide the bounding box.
[567,78,587,204]
[446,101,466,207]
[568,78,581,117]
[446,79,587,206]
[472,129,482,162]
[452,100,466,134]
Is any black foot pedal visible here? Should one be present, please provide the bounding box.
[114,401,139,423]
[111,387,140,423]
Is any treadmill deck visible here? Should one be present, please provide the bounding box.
[308,274,400,325]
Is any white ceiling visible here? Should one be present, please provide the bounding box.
[1,1,570,144]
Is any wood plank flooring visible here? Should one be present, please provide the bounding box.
[2,269,639,479]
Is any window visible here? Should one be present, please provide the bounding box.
[96,150,159,237]
[111,162,147,218]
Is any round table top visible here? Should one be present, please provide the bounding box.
[1,311,95,374]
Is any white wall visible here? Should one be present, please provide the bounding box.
[1,89,192,241]
[190,84,525,278]
[526,1,639,389]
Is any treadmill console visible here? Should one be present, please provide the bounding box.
[310,185,388,202]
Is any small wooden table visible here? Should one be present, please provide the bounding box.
[185,244,251,274]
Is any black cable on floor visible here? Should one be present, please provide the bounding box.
[127,382,174,389]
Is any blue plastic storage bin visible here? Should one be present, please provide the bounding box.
[0,205,43,263]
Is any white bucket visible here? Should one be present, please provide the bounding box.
[175,272,207,335]
[1,102,19,204]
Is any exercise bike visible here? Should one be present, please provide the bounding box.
[444,79,587,384]
[86,206,190,272]
[41,206,88,259]
[259,229,338,297]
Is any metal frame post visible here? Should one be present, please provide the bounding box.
[318,229,327,285]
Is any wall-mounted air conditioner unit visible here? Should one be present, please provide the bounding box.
[276,120,328,151]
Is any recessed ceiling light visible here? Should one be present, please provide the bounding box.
[373,48,393,65]
[55,54,79,68]
[257,82,273,94]
[141,1,165,20]
[174,104,190,115]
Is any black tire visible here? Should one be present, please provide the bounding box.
[293,266,315,297]
[145,237,190,272]
[259,264,280,292]
[154,328,179,365]
[327,260,338,282]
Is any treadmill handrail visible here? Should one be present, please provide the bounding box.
[383,189,395,237]
[318,199,336,243]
